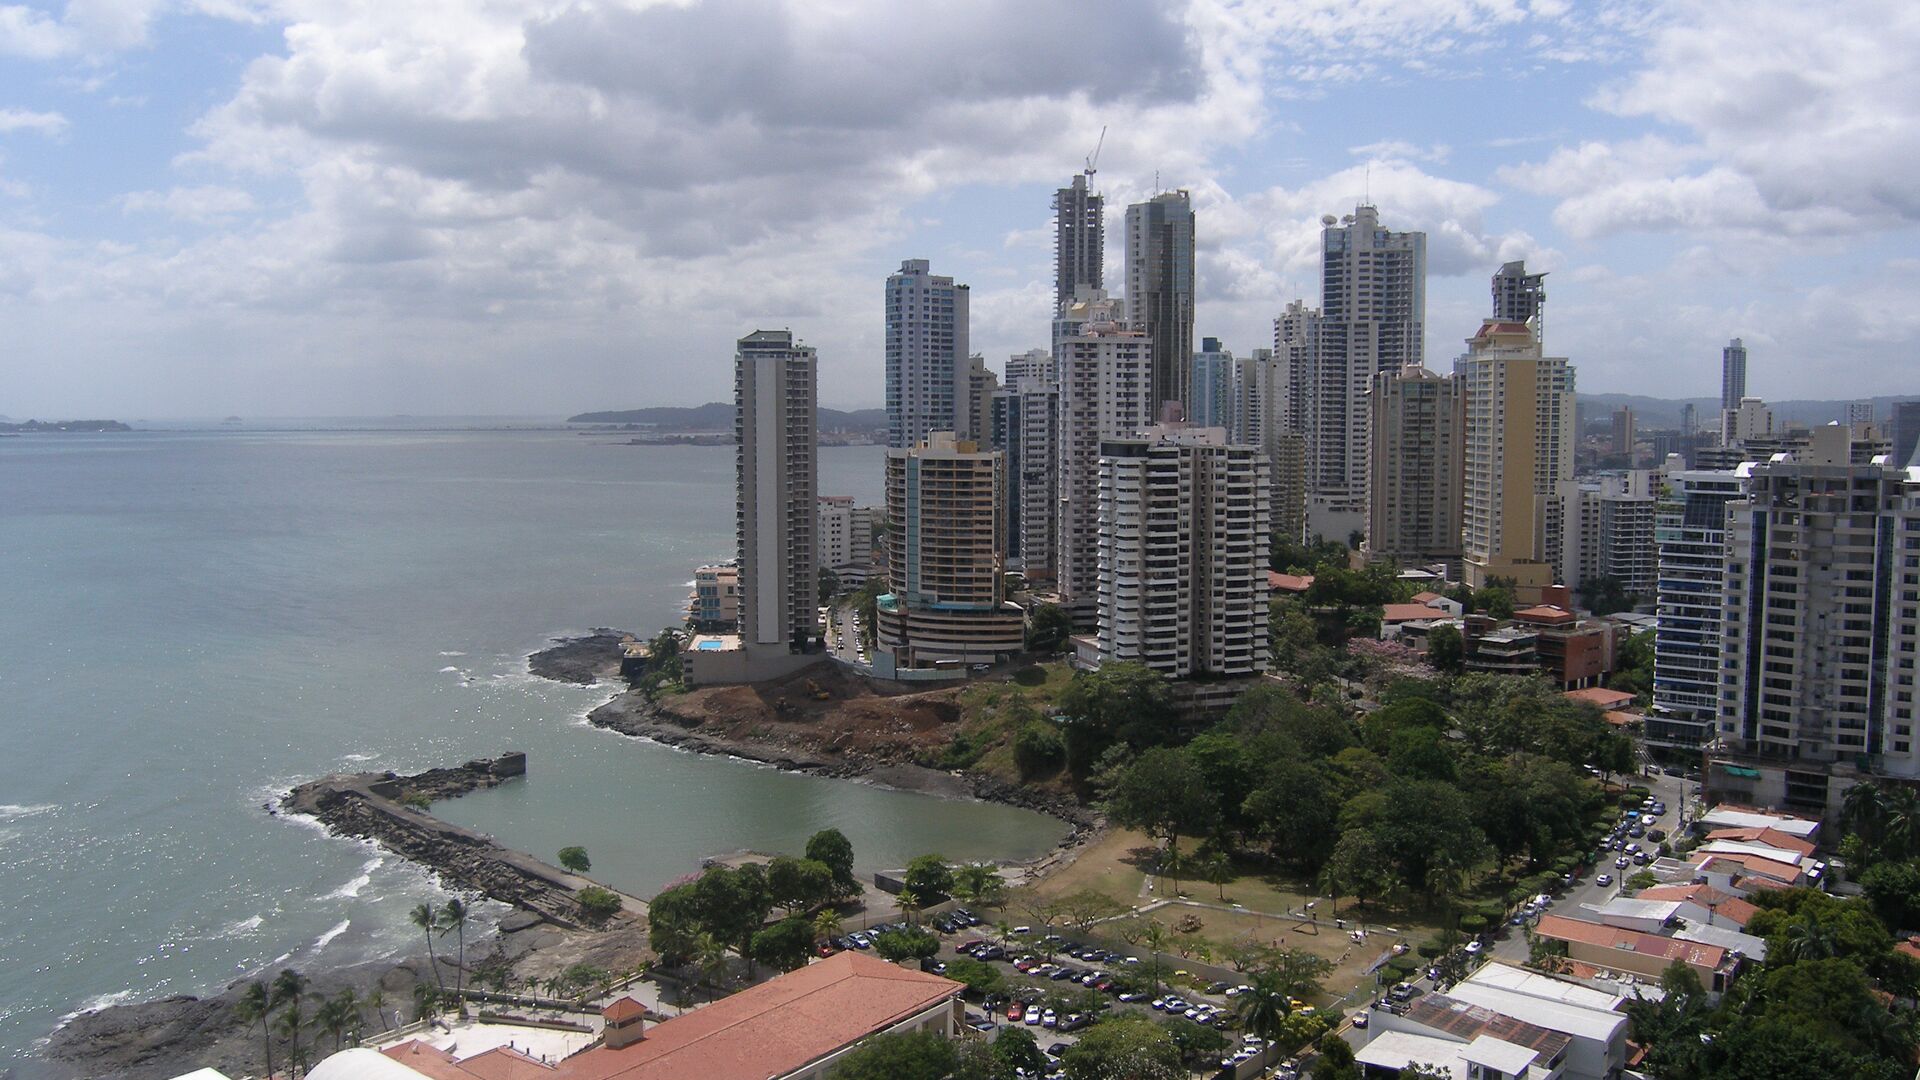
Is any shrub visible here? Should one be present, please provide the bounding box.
[1012,722,1066,779]
[578,886,623,920]
[1458,914,1487,933]
[1416,941,1446,959]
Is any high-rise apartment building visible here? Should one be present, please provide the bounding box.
[1558,471,1657,598]
[1711,425,1920,817]
[1269,433,1308,545]
[1055,299,1154,614]
[1847,400,1876,431]
[876,432,1024,670]
[1124,190,1196,416]
[1720,338,1747,413]
[1647,466,1746,755]
[735,329,818,653]
[1717,396,1775,449]
[1895,400,1920,467]
[1006,348,1052,386]
[1365,363,1464,566]
[1095,426,1269,678]
[885,259,970,449]
[1301,205,1427,542]
[1053,173,1104,311]
[1491,260,1546,338]
[964,354,998,445]
[817,495,874,581]
[1227,348,1275,449]
[1459,319,1575,601]
[1612,407,1636,458]
[1189,337,1232,429]
[989,375,1059,580]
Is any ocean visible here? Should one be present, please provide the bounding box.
[0,424,1066,1070]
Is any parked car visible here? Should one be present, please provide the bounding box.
[1024,1006,1042,1025]
[1047,1042,1072,1059]
[1597,874,1613,887]
[1042,1008,1058,1028]
[1464,941,1484,956]
[1615,855,1631,868]
[1352,1011,1369,1029]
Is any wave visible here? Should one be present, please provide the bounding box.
[322,856,384,900]
[439,665,462,673]
[57,987,141,1024]
[0,803,57,820]
[310,919,351,954]
[227,914,266,935]
[438,650,467,657]
[341,752,379,763]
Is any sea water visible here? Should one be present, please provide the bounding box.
[0,425,1066,1068]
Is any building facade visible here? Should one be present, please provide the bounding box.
[1054,300,1155,614]
[1491,259,1546,337]
[885,259,970,449]
[1124,190,1196,417]
[1365,363,1464,566]
[688,562,740,630]
[964,353,998,446]
[1053,172,1104,311]
[1094,426,1269,678]
[877,432,1024,669]
[1005,347,1052,386]
[1720,337,1747,413]
[1648,467,1746,755]
[817,496,874,582]
[1188,337,1232,429]
[1558,471,1657,598]
[1711,425,1920,817]
[736,329,818,653]
[1301,205,1427,542]
[1458,319,1576,601]
[989,375,1059,580]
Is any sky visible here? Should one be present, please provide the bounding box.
[0,0,1917,418]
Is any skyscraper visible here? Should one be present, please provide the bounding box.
[1275,299,1318,435]
[989,374,1059,580]
[1712,425,1920,816]
[1612,407,1636,458]
[1491,260,1546,337]
[1188,337,1232,429]
[1053,173,1104,311]
[1301,205,1427,541]
[1095,426,1269,678]
[735,329,817,654]
[876,433,1024,671]
[964,354,998,444]
[1124,190,1196,416]
[1647,466,1745,755]
[1895,400,1920,467]
[1365,363,1464,566]
[1720,338,1747,413]
[1055,296,1154,615]
[1458,319,1575,601]
[885,259,970,450]
[1005,348,1052,386]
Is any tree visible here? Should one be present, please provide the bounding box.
[1160,1015,1232,1065]
[1252,946,1335,1001]
[1103,747,1220,895]
[1025,603,1074,654]
[438,898,470,1015]
[694,931,731,990]
[818,566,841,606]
[578,885,623,920]
[1244,758,1340,872]
[1476,585,1515,620]
[872,927,941,968]
[1426,623,1464,674]
[812,908,844,946]
[1324,829,1396,910]
[1056,662,1177,772]
[944,956,1004,998]
[1197,849,1236,900]
[410,902,445,992]
[1056,887,1129,934]
[750,916,815,972]
[903,854,955,902]
[1858,858,1920,932]
[366,987,390,1032]
[1385,725,1456,782]
[991,1025,1048,1078]
[411,981,441,1023]
[1311,1031,1361,1080]
[647,880,702,967]
[805,827,861,899]
[314,991,352,1052]
[1060,1017,1185,1080]
[557,846,591,873]
[272,969,309,1076]
[766,855,834,915]
[1012,721,1067,779]
[1233,970,1293,1042]
[832,1029,958,1080]
[951,862,1005,907]
[234,981,275,1080]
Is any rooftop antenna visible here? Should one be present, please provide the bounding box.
[1364,163,1371,206]
[1083,126,1106,182]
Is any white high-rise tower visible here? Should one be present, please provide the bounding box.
[886,259,970,449]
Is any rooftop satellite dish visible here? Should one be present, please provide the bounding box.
[1321,214,1338,226]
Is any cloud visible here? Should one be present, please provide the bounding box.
[1348,139,1451,164]
[1512,0,1920,240]
[117,184,257,222]
[0,107,68,134]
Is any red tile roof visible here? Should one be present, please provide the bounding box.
[1411,591,1446,604]
[1564,687,1636,709]
[1704,827,1816,857]
[384,1041,496,1080]
[556,951,960,1080]
[1382,603,1448,623]
[1897,936,1920,963]
[1534,913,1728,970]
[603,997,647,1023]
[458,1047,558,1080]
[1513,605,1577,625]
[1268,571,1314,593]
[1633,883,1760,927]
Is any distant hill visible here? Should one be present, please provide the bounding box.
[569,403,888,432]
[0,419,131,433]
[1577,393,1917,431]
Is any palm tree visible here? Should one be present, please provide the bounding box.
[276,1004,308,1077]
[953,863,1002,907]
[272,969,308,1076]
[1782,918,1839,962]
[332,988,361,1047]
[1881,785,1920,861]
[1141,921,1171,994]
[1234,971,1292,1042]
[439,899,469,1015]
[896,886,925,926]
[412,981,442,1024]
[314,994,349,1053]
[366,987,390,1032]
[812,909,843,947]
[694,932,730,991]
[410,902,446,993]
[234,981,275,1080]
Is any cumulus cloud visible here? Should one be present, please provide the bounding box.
[0,107,67,134]
[117,184,256,221]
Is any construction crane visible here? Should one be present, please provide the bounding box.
[1083,126,1107,181]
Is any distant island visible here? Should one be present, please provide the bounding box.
[0,419,131,433]
[570,402,886,433]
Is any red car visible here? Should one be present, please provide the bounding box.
[1006,1004,1024,1021]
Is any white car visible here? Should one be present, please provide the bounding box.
[1024,1006,1041,1025]
[1597,874,1613,886]
[1464,941,1484,956]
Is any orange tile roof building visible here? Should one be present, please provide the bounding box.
[332,953,962,1080]
[1533,913,1740,991]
